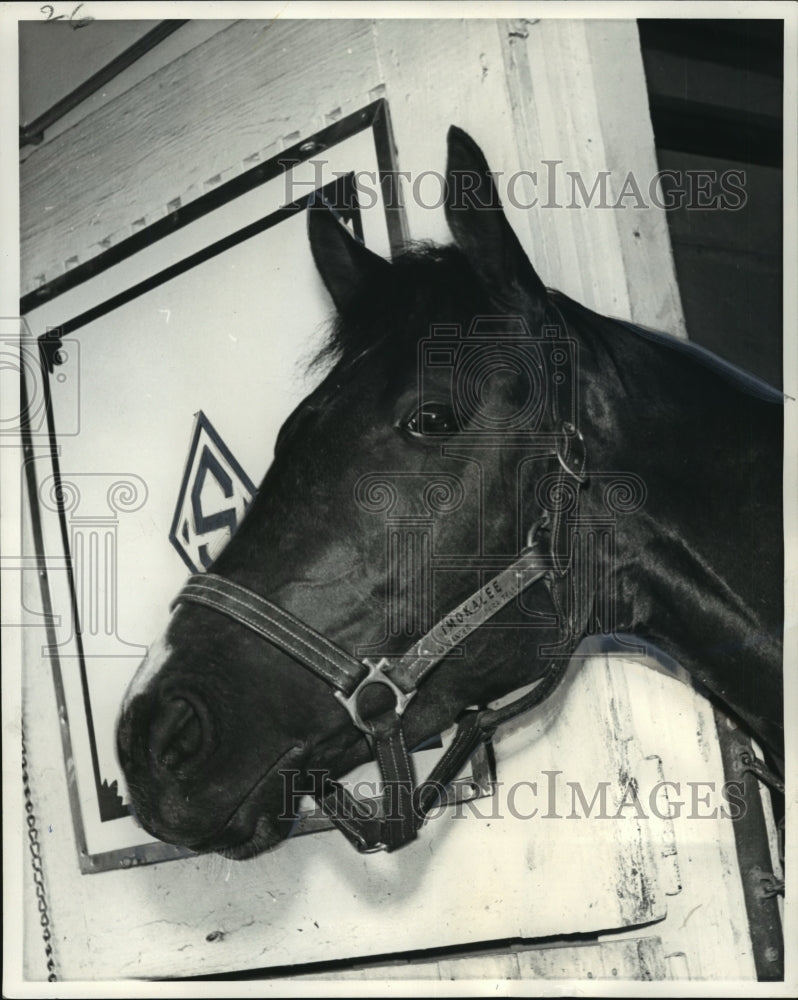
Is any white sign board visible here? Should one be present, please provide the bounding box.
[23,103,401,868]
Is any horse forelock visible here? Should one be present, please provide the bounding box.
[308,242,498,378]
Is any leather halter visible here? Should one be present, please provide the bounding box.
[171,427,587,854]
[171,309,591,853]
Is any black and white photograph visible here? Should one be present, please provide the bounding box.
[2,1,795,994]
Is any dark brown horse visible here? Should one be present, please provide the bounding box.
[116,127,783,859]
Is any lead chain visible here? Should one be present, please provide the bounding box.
[21,724,57,982]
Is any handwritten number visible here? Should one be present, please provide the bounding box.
[70,3,93,29]
[40,3,93,27]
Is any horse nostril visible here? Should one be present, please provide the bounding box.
[151,696,208,767]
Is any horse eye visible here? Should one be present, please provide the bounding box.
[403,402,459,438]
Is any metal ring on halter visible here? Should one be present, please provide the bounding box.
[334,657,416,735]
[555,422,587,483]
[524,513,551,553]
[357,840,389,854]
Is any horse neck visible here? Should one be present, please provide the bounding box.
[563,298,784,766]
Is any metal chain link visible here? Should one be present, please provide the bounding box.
[21,724,58,982]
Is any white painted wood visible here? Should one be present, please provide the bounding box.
[21,18,685,340]
[293,936,670,981]
[371,19,526,249]
[20,19,381,291]
[514,936,669,980]
[593,656,757,980]
[19,20,237,158]
[506,19,686,335]
[20,20,162,130]
[368,18,685,329]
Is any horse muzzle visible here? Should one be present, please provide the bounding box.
[116,689,306,856]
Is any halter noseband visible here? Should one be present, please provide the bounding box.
[171,306,590,853]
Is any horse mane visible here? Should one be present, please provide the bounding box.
[311,240,784,409]
[547,289,784,403]
[618,317,783,402]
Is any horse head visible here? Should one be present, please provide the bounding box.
[116,127,783,858]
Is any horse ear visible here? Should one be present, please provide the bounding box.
[445,126,547,313]
[308,200,391,315]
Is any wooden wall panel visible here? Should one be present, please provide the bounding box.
[291,936,671,981]
[19,20,237,158]
[373,18,686,336]
[21,18,686,340]
[511,19,686,335]
[20,19,380,291]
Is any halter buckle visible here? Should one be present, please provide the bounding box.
[335,657,416,735]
